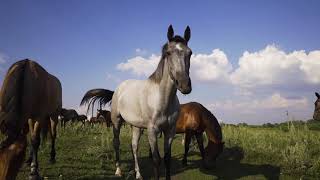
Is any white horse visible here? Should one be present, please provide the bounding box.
[80,25,192,180]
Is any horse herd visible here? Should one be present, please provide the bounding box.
[0,25,319,180]
[59,108,112,128]
[10,23,320,180]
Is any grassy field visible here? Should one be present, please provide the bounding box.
[2,121,320,180]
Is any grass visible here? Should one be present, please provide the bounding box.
[1,121,320,179]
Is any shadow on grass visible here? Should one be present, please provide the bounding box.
[120,146,280,180]
[201,146,280,180]
[76,146,280,180]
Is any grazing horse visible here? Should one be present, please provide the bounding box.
[97,109,112,127]
[0,59,62,180]
[176,102,224,167]
[77,114,87,126]
[60,108,78,128]
[313,92,320,121]
[81,25,192,180]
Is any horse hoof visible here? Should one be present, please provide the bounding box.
[115,167,122,177]
[136,172,143,180]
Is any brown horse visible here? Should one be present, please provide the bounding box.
[0,59,62,180]
[60,108,79,128]
[313,92,320,121]
[149,102,223,167]
[77,114,87,126]
[176,102,223,167]
[96,109,112,127]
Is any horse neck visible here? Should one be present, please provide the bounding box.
[203,112,222,146]
[157,58,177,106]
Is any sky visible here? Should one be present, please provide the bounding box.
[0,0,320,124]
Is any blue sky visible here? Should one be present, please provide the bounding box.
[1,1,320,124]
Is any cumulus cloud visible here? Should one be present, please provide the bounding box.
[230,45,320,93]
[115,45,319,123]
[117,54,159,76]
[116,49,232,83]
[191,49,232,82]
[209,93,308,112]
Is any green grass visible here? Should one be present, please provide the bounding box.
[1,121,320,179]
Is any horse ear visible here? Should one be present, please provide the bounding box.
[184,26,191,42]
[316,92,320,98]
[167,25,174,41]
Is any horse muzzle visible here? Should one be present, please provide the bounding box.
[176,77,192,94]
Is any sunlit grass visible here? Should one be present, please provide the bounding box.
[1,121,319,179]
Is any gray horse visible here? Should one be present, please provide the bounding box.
[80,25,192,180]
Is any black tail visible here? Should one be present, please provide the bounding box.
[80,89,114,115]
[0,59,29,149]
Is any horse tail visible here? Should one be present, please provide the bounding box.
[80,88,114,115]
[0,59,29,149]
[202,105,222,149]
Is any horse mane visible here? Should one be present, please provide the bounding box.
[149,35,187,83]
[199,103,222,145]
[149,55,165,83]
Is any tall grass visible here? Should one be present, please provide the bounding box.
[223,123,320,177]
[0,121,319,179]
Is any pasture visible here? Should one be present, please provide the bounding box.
[2,121,319,180]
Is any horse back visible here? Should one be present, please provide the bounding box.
[175,102,206,133]
[22,61,62,118]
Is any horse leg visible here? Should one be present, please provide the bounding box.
[28,119,41,180]
[113,116,122,177]
[195,133,206,165]
[182,132,192,166]
[49,116,58,164]
[25,119,34,165]
[131,127,143,179]
[163,127,175,180]
[147,127,160,180]
[181,134,185,145]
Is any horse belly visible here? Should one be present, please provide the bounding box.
[116,81,148,128]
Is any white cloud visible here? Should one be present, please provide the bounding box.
[116,49,232,83]
[208,93,308,114]
[115,45,319,123]
[116,54,159,76]
[191,49,232,82]
[230,45,320,92]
